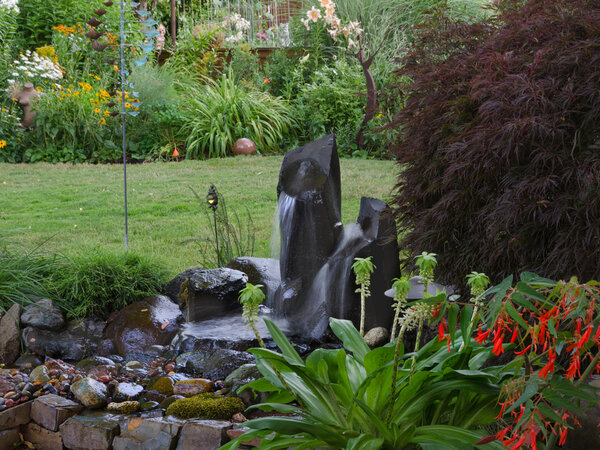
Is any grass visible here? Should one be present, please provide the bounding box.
[0,156,396,276]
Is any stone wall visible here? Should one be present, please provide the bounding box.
[0,394,253,450]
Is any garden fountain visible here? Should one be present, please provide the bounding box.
[273,134,400,338]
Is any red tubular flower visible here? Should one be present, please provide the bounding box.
[538,348,555,380]
[475,325,491,344]
[566,355,581,380]
[510,327,518,344]
[496,426,511,441]
[493,330,505,356]
[558,427,568,446]
[438,322,445,341]
[510,435,526,450]
[514,344,532,356]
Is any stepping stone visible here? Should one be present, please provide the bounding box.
[60,411,120,450]
[175,419,232,450]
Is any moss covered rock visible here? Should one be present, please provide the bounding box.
[165,393,244,420]
[107,401,141,414]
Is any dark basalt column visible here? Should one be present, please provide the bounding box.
[353,197,401,330]
[276,134,342,321]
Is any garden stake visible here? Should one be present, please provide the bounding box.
[119,0,129,249]
[206,185,220,266]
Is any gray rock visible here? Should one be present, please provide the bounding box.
[176,349,253,380]
[104,295,184,357]
[116,416,184,450]
[0,401,31,430]
[114,382,144,402]
[165,268,248,321]
[175,419,232,449]
[31,393,83,432]
[75,356,116,371]
[70,377,108,409]
[224,364,264,406]
[22,317,105,361]
[30,365,51,384]
[21,298,65,330]
[22,422,64,450]
[60,411,120,450]
[13,354,42,370]
[363,327,390,348]
[0,304,21,365]
[226,257,281,302]
[0,428,21,448]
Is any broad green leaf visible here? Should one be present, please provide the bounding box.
[505,301,528,330]
[263,318,303,365]
[448,303,459,338]
[347,434,385,450]
[460,305,474,344]
[330,318,369,363]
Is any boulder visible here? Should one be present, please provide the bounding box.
[70,377,108,409]
[175,419,232,449]
[22,318,105,361]
[21,298,65,330]
[104,295,184,357]
[0,304,21,365]
[226,257,281,303]
[164,267,247,306]
[175,268,248,322]
[115,416,184,450]
[175,349,253,380]
[13,354,42,370]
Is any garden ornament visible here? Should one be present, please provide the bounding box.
[233,138,256,155]
[14,83,40,129]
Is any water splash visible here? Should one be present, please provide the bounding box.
[301,222,372,338]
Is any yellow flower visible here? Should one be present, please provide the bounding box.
[113,65,119,71]
[125,102,131,108]
[78,82,92,91]
[100,118,106,125]
[94,108,101,113]
[0,140,6,149]
[104,111,110,117]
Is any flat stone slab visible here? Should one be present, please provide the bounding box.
[60,411,121,450]
[0,401,31,430]
[0,428,21,449]
[32,393,84,431]
[22,422,63,450]
[175,419,232,450]
[115,415,184,449]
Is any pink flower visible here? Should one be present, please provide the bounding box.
[307,6,321,22]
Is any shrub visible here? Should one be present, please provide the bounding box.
[291,59,366,157]
[389,0,600,288]
[50,249,169,319]
[15,0,103,49]
[180,69,295,158]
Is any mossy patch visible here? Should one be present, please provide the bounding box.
[165,393,245,420]
[148,376,175,395]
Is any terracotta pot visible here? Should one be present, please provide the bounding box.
[233,138,256,156]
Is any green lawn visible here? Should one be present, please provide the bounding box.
[0,156,396,275]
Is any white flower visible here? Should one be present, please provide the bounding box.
[325,3,336,17]
[348,21,363,36]
[307,6,321,22]
[301,18,310,30]
[328,28,338,41]
[320,0,331,6]
[347,37,357,49]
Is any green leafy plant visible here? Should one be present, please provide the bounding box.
[50,249,169,319]
[351,255,375,336]
[415,251,437,291]
[180,69,295,158]
[238,282,266,348]
[226,269,600,449]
